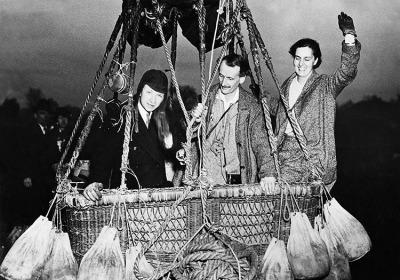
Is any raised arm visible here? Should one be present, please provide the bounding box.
[328,12,361,98]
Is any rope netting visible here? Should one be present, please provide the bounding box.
[55,1,325,280]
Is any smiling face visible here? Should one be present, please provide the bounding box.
[293,46,318,81]
[139,84,165,112]
[218,61,245,95]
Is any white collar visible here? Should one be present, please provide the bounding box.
[38,123,46,135]
[137,101,152,126]
[216,87,240,109]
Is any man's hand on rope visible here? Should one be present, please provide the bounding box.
[176,149,186,165]
[338,12,356,37]
[83,182,103,202]
[260,176,276,194]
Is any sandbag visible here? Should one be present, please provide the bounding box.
[41,231,78,280]
[0,216,55,280]
[315,216,351,280]
[287,212,330,279]
[261,237,294,280]
[324,198,371,261]
[77,226,125,280]
[125,243,155,280]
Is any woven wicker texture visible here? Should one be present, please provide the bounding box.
[64,184,320,267]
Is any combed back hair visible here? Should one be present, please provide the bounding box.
[221,53,250,77]
[289,38,322,69]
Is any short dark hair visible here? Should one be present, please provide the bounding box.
[289,38,322,69]
[220,53,250,77]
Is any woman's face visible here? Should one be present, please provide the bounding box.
[293,46,318,79]
[139,84,165,112]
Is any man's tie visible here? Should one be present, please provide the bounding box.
[144,112,150,128]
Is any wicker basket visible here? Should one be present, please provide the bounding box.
[63,183,320,269]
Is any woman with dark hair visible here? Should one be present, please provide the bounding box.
[275,12,361,191]
[84,69,178,201]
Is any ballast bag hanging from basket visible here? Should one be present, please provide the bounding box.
[0,216,55,280]
[261,237,294,280]
[77,226,125,280]
[323,198,371,262]
[125,243,155,280]
[287,212,330,279]
[315,215,351,280]
[41,230,78,280]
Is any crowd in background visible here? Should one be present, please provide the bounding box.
[0,85,199,251]
[1,89,400,279]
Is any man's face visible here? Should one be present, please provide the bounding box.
[139,84,165,112]
[218,61,245,95]
[57,116,69,128]
[34,110,49,126]
[293,46,318,79]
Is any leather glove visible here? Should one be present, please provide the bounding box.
[338,12,356,37]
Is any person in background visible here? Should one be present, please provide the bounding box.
[274,12,361,191]
[19,99,57,223]
[84,69,180,201]
[188,54,276,189]
[49,107,73,164]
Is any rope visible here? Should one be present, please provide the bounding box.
[56,14,123,181]
[208,0,226,80]
[56,91,105,191]
[242,0,319,177]
[171,234,257,280]
[194,0,207,99]
[170,8,178,68]
[56,3,138,189]
[199,0,241,172]
[153,5,189,124]
[133,185,193,280]
[120,2,141,190]
[235,32,258,97]
[241,2,281,178]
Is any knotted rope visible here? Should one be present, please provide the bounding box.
[120,0,141,190]
[56,14,123,182]
[153,1,189,124]
[56,2,138,191]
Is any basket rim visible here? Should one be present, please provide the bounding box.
[63,182,321,208]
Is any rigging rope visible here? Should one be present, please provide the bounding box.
[56,3,137,190]
[120,0,141,190]
[208,0,226,80]
[154,5,189,124]
[56,14,123,182]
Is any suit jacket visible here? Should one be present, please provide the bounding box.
[204,85,276,183]
[275,40,361,188]
[90,107,173,189]
[18,121,57,223]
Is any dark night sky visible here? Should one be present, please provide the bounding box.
[1,0,399,106]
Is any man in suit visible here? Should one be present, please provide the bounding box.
[19,99,57,223]
[189,54,276,188]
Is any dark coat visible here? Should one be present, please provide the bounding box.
[90,107,176,189]
[204,85,276,183]
[275,40,361,189]
[18,121,57,223]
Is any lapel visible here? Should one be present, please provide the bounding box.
[205,84,219,133]
[132,109,163,163]
[236,86,250,144]
[292,71,320,109]
[277,71,320,141]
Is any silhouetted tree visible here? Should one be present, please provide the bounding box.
[25,88,43,111]
[0,98,20,121]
